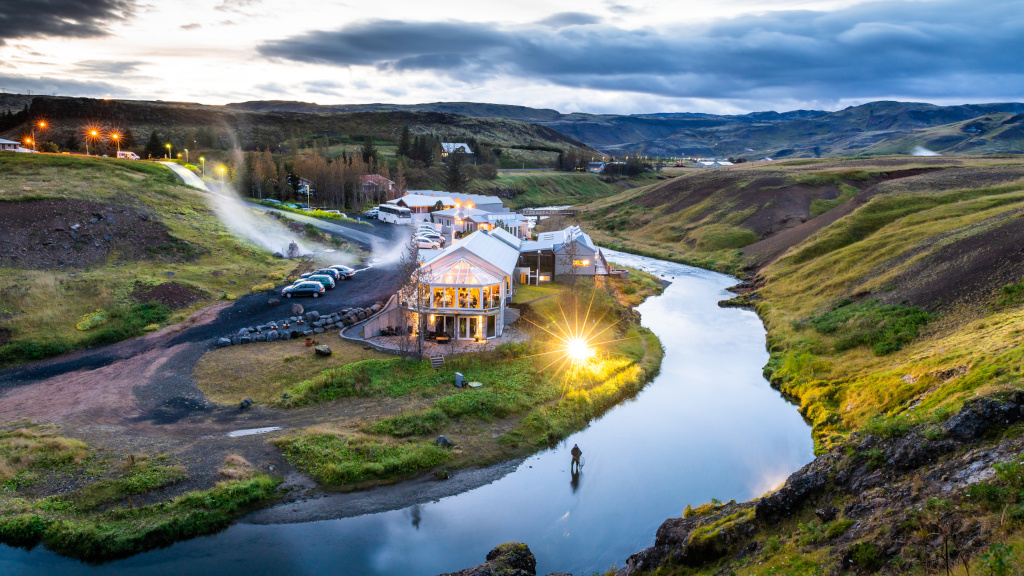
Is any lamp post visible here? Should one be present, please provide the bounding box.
[30,121,46,152]
[165,143,171,159]
[219,166,226,194]
[200,157,205,177]
[24,137,32,151]
[87,130,98,156]
[184,148,188,164]
[111,134,120,153]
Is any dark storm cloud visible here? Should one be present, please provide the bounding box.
[0,0,136,45]
[537,12,603,27]
[73,60,144,75]
[258,0,1024,101]
[0,73,128,97]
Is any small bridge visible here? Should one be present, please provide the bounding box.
[519,207,578,217]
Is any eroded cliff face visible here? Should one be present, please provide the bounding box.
[615,393,1024,575]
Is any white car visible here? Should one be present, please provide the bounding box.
[416,232,445,244]
[417,239,441,249]
[329,264,356,279]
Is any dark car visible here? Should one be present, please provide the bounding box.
[303,274,336,289]
[281,281,324,298]
[329,264,355,279]
[313,268,342,281]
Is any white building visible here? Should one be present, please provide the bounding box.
[519,225,600,284]
[431,206,530,239]
[0,138,19,152]
[402,228,521,341]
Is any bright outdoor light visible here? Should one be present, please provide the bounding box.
[566,337,594,363]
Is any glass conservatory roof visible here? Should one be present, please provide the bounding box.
[430,259,502,286]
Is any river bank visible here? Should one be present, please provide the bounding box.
[1,251,813,575]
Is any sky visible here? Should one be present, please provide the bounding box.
[0,0,1022,115]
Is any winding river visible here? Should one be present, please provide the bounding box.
[0,251,814,576]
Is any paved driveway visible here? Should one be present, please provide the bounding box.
[158,161,209,191]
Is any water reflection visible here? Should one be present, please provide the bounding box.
[0,250,815,576]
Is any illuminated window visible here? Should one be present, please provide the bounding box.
[573,259,590,267]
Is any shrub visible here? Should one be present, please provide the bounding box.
[824,518,854,539]
[848,542,884,571]
[994,455,1024,490]
[809,300,931,355]
[368,409,450,437]
[966,482,1010,511]
[75,310,108,331]
[251,283,275,293]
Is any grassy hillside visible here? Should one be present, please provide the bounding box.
[575,154,1024,447]
[1,95,593,162]
[580,156,1024,274]
[0,154,286,365]
[583,156,1024,576]
[467,171,670,209]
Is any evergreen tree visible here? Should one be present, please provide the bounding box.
[361,135,377,165]
[444,154,468,193]
[397,125,411,157]
[143,130,164,159]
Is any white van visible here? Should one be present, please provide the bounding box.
[117,151,140,160]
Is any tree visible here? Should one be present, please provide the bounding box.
[397,125,411,157]
[143,130,164,159]
[63,133,81,152]
[444,153,468,193]
[361,135,378,165]
[557,225,583,290]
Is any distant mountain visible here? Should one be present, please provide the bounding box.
[0,95,589,157]
[5,94,1024,159]
[222,99,1024,158]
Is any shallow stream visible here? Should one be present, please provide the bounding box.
[0,250,814,575]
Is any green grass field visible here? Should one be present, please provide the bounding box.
[0,154,287,366]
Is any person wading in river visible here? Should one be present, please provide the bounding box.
[570,444,583,474]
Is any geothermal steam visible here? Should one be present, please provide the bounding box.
[912,146,941,156]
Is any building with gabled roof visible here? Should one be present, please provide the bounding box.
[401,228,520,341]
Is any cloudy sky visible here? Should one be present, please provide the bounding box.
[1,0,1021,114]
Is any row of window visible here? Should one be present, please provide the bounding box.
[426,285,503,310]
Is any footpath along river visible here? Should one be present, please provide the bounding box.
[0,250,814,576]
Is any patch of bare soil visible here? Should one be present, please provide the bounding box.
[0,341,188,424]
[0,198,203,270]
[879,210,1024,310]
[130,281,206,310]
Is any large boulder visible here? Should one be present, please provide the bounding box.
[314,345,332,356]
[439,543,536,576]
[291,303,304,315]
[305,311,320,323]
[944,397,1022,440]
[217,337,232,347]
[267,330,280,342]
[755,454,836,523]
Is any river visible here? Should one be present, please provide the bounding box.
[0,250,814,576]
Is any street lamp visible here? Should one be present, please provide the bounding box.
[111,133,120,153]
[24,137,32,150]
[200,157,205,177]
[87,130,98,155]
[184,148,188,163]
[165,143,171,159]
[31,121,46,152]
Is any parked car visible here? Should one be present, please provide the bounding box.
[303,274,336,289]
[294,203,310,209]
[416,233,445,246]
[301,268,341,281]
[281,281,324,298]
[322,210,347,217]
[283,203,299,209]
[329,265,356,279]
[263,199,282,205]
[365,208,379,219]
[417,239,441,249]
[116,151,140,160]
